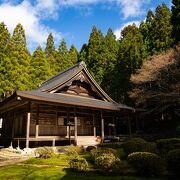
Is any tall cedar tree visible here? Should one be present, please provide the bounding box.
[113,24,146,103]
[4,23,30,94]
[30,45,52,89]
[68,44,78,64]
[45,33,57,75]
[0,22,10,99]
[78,43,88,62]
[139,10,155,56]
[101,28,119,96]
[171,0,180,44]
[57,39,75,73]
[86,26,105,85]
[152,3,173,52]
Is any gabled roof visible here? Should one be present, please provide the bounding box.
[0,61,135,112]
[37,61,114,102]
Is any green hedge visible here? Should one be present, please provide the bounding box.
[167,149,180,176]
[98,142,122,149]
[123,138,157,155]
[128,152,165,177]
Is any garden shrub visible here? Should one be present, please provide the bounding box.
[128,152,165,177]
[65,145,84,155]
[95,153,119,174]
[156,138,180,156]
[86,145,96,152]
[69,156,88,172]
[167,149,180,176]
[90,148,118,161]
[123,138,157,155]
[35,147,55,159]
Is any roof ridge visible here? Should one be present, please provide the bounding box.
[38,61,86,89]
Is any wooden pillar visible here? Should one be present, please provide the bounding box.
[35,105,39,138]
[26,112,31,148]
[101,111,104,142]
[93,113,96,137]
[74,116,77,145]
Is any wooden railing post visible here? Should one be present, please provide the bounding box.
[26,112,31,148]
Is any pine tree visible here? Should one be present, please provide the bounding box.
[78,43,88,62]
[172,0,180,44]
[152,3,173,52]
[30,45,52,89]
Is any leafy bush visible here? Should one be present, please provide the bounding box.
[128,152,165,177]
[123,138,157,155]
[86,146,96,152]
[167,149,180,175]
[69,156,88,172]
[90,148,118,161]
[95,153,118,174]
[64,146,84,155]
[35,147,55,159]
[156,138,180,156]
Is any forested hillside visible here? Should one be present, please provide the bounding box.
[0,0,179,108]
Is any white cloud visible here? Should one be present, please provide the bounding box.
[0,0,61,51]
[114,21,141,40]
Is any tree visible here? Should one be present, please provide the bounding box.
[2,23,30,95]
[30,45,52,89]
[68,44,78,64]
[152,3,173,52]
[45,33,57,75]
[113,24,146,103]
[0,22,10,99]
[78,43,88,62]
[140,10,154,56]
[171,0,180,44]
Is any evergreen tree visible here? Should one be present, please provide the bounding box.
[101,28,119,95]
[0,22,11,99]
[140,10,154,56]
[45,33,57,75]
[152,3,173,52]
[2,23,30,96]
[86,26,105,84]
[30,45,52,89]
[45,33,56,58]
[78,43,88,62]
[68,44,78,64]
[172,0,180,44]
[114,24,146,102]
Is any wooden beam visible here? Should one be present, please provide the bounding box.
[35,105,39,138]
[74,116,77,145]
[93,113,96,137]
[26,112,31,148]
[101,111,104,142]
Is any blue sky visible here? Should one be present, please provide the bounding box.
[0,0,171,52]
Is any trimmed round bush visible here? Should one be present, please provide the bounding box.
[128,152,165,177]
[123,138,157,155]
[156,138,180,156]
[90,148,118,161]
[35,147,55,159]
[95,153,119,174]
[167,149,180,175]
[65,146,84,155]
[69,156,88,172]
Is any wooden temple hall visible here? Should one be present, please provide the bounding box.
[0,61,134,148]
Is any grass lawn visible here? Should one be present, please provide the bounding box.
[0,154,164,180]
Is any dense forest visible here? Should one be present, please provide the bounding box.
[0,1,179,125]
